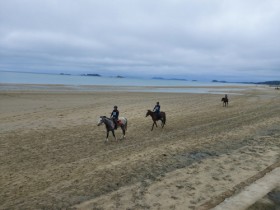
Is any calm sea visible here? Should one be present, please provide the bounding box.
[0,71,251,94]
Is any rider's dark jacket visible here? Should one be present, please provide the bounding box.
[111,110,119,120]
[153,105,160,114]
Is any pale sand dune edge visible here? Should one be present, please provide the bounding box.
[198,162,280,210]
[210,166,280,210]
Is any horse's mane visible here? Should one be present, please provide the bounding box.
[100,116,112,124]
[100,116,110,119]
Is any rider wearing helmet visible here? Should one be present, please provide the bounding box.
[110,105,119,129]
[153,102,161,119]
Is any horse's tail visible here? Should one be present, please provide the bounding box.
[120,117,128,130]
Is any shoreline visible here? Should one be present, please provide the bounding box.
[0,83,261,95]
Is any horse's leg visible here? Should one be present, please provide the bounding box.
[151,122,155,131]
[123,126,126,138]
[155,121,158,127]
[121,126,126,139]
[161,119,165,128]
[106,131,109,142]
[112,130,117,141]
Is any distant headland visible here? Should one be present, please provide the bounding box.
[212,80,280,86]
[253,81,280,86]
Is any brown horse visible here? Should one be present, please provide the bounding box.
[146,110,166,131]
[221,97,229,107]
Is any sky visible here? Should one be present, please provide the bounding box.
[0,0,280,82]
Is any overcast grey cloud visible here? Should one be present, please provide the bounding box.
[0,0,280,81]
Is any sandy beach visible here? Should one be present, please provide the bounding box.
[0,84,279,209]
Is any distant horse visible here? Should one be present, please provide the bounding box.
[146,110,166,131]
[221,97,229,107]
[97,116,128,142]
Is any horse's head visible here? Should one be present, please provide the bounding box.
[97,116,106,126]
[146,110,152,117]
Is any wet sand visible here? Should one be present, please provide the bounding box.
[0,85,279,209]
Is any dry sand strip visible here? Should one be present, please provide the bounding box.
[209,167,280,210]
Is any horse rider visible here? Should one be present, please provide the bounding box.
[110,105,119,129]
[225,94,228,99]
[153,102,161,119]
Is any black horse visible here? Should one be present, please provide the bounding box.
[146,110,166,131]
[221,97,229,107]
[97,116,127,142]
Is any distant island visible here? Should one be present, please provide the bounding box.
[116,75,125,78]
[152,77,187,81]
[60,73,71,75]
[212,80,227,83]
[81,73,101,77]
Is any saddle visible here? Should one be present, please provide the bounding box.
[112,120,122,129]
